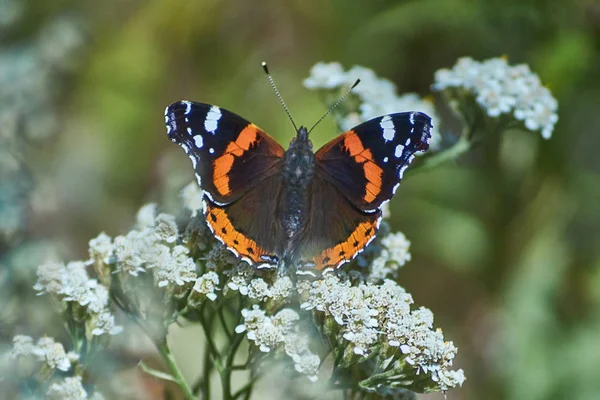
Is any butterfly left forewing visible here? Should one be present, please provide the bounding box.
[315,112,432,212]
[165,101,284,205]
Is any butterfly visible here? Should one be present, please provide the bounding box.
[165,93,431,271]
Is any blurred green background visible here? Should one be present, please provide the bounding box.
[1,0,600,399]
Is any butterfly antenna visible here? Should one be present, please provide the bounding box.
[308,78,360,134]
[262,61,299,132]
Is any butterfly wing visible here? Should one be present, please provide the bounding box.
[293,171,380,270]
[165,101,285,265]
[204,173,284,266]
[165,101,285,205]
[315,112,432,212]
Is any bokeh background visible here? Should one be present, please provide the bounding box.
[2,0,600,399]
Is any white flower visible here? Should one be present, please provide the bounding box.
[299,274,463,387]
[33,337,72,371]
[33,260,66,295]
[46,376,88,400]
[8,335,36,358]
[181,182,204,217]
[237,306,298,352]
[34,260,122,336]
[136,203,157,229]
[91,310,123,336]
[432,56,558,138]
[192,271,220,301]
[247,278,271,300]
[303,62,347,89]
[292,352,320,382]
[154,213,179,244]
[224,265,292,302]
[112,230,152,276]
[381,232,411,267]
[148,244,197,287]
[89,232,114,264]
[269,276,293,302]
[9,336,77,372]
[368,231,412,282]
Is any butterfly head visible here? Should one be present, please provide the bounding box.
[296,126,309,143]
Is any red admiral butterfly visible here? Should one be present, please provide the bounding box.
[165,64,431,271]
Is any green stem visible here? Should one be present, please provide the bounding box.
[157,340,196,400]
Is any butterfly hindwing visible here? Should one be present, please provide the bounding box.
[204,173,283,266]
[165,101,285,205]
[315,112,432,212]
[294,171,381,270]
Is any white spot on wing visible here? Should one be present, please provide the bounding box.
[189,155,197,169]
[394,144,404,158]
[209,148,215,154]
[187,127,193,136]
[383,157,389,163]
[409,112,416,125]
[204,106,222,134]
[398,154,415,178]
[183,101,192,115]
[180,143,189,153]
[193,135,203,148]
[380,115,395,141]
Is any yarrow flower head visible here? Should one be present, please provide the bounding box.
[432,56,558,139]
[298,274,465,391]
[33,261,122,337]
[6,335,78,373]
[46,376,105,400]
[367,231,412,282]
[304,62,442,149]
[235,305,321,382]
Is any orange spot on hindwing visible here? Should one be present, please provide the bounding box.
[342,131,383,203]
[205,202,274,264]
[312,220,378,270]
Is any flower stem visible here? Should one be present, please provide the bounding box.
[157,340,196,400]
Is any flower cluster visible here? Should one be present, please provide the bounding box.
[1,336,104,399]
[432,57,558,139]
[5,335,77,373]
[236,306,321,382]
[91,204,197,291]
[304,62,442,149]
[367,232,412,282]
[46,376,104,400]
[298,275,465,391]
[33,261,122,336]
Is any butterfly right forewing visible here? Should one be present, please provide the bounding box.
[315,112,431,213]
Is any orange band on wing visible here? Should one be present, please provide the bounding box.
[212,124,260,196]
[342,131,383,203]
[312,219,378,270]
[205,202,274,264]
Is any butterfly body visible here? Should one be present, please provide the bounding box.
[165,100,432,271]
